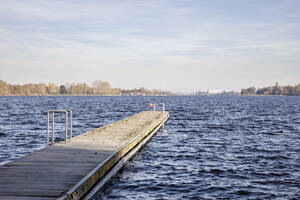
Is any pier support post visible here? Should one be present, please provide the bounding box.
[70,111,72,142]
[65,111,68,144]
[153,104,156,121]
[52,112,55,144]
[47,112,49,146]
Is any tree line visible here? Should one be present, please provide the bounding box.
[0,80,171,96]
[241,83,300,96]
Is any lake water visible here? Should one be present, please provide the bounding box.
[0,96,299,199]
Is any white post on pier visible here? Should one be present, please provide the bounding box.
[153,103,156,121]
[52,112,55,144]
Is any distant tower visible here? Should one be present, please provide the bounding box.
[275,81,279,95]
[275,81,278,88]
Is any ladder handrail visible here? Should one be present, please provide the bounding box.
[46,110,72,146]
[149,102,166,131]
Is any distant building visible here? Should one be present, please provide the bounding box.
[274,81,279,95]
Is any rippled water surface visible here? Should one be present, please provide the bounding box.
[0,96,300,199]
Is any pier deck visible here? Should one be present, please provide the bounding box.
[0,111,169,200]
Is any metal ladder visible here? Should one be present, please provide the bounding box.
[46,110,72,146]
[150,103,166,130]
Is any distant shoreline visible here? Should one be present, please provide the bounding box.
[241,82,300,96]
[0,80,173,96]
[0,94,173,97]
[1,94,299,97]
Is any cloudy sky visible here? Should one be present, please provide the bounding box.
[0,0,300,92]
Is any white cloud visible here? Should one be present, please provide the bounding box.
[0,0,300,91]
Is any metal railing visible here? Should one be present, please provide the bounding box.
[47,110,72,146]
[150,102,166,130]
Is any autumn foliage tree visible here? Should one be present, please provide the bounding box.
[0,80,171,96]
[241,83,300,96]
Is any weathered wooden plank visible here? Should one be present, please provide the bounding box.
[0,180,77,185]
[0,188,63,197]
[0,111,169,199]
[0,196,56,200]
[0,177,80,182]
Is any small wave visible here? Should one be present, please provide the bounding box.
[234,189,253,196]
[0,132,7,137]
[31,127,43,131]
[1,96,300,200]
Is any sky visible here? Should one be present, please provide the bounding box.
[0,0,300,92]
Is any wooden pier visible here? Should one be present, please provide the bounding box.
[0,111,169,200]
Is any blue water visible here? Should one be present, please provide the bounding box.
[0,96,299,199]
